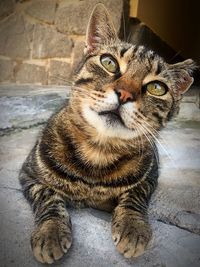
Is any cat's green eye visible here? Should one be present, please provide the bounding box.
[100,54,119,73]
[145,81,167,96]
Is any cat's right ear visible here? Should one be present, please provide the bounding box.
[85,4,118,53]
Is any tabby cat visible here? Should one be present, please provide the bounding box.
[19,4,195,264]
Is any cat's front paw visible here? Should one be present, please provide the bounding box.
[31,219,72,264]
[112,218,152,258]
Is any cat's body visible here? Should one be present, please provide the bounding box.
[19,4,195,264]
[21,103,158,211]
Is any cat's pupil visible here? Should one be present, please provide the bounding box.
[155,83,163,91]
[100,54,118,73]
[146,81,167,96]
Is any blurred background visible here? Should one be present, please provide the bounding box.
[0,0,199,85]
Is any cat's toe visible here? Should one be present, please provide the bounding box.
[31,219,72,264]
[122,234,149,258]
[112,219,152,258]
[59,232,72,253]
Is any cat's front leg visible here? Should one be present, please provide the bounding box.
[20,176,72,264]
[112,179,156,258]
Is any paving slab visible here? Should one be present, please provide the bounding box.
[0,85,200,267]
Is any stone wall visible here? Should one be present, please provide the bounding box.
[0,0,129,85]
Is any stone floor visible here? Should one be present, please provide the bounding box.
[0,85,200,267]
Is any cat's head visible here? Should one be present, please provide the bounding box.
[72,4,196,141]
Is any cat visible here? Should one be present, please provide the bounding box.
[19,3,195,264]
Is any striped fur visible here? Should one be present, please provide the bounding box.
[19,4,195,263]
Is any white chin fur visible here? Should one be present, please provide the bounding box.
[82,104,137,140]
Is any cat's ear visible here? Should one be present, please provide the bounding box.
[169,59,196,94]
[85,3,118,53]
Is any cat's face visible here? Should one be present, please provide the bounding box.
[72,4,195,140]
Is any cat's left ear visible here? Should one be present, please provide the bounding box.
[169,59,196,94]
[85,3,118,53]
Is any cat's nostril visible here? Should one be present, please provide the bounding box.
[115,89,133,104]
[126,97,132,102]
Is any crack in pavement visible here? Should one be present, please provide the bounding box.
[0,186,22,192]
[156,218,200,235]
[0,121,45,136]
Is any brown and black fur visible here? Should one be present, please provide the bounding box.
[19,4,196,264]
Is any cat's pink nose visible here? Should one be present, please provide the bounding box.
[115,89,133,104]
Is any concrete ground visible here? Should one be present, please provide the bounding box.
[0,84,200,267]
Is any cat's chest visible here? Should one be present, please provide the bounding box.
[77,142,121,167]
[42,168,129,206]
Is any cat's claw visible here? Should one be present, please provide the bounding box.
[112,219,152,258]
[31,219,72,264]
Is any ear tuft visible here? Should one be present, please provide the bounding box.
[85,4,118,53]
[169,59,197,94]
[177,70,194,94]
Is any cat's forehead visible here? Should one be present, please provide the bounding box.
[102,42,163,62]
[100,42,166,78]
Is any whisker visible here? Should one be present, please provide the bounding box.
[49,75,107,105]
[136,112,160,135]
[49,75,74,86]
[122,10,126,41]
[136,111,171,149]
[131,123,141,157]
[136,118,176,167]
[139,126,145,163]
[127,31,132,42]
[127,109,165,165]
[135,121,159,166]
[49,75,93,93]
[168,50,182,63]
[133,122,144,163]
[36,98,67,109]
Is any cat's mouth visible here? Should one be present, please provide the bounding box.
[99,108,125,126]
